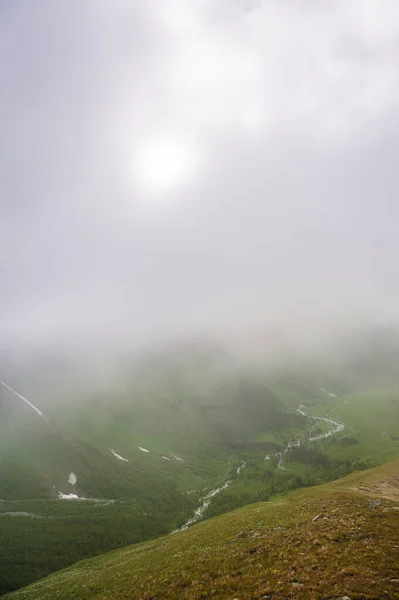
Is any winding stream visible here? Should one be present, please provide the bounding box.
[179,404,345,530]
[179,462,246,530]
[180,481,232,530]
[266,404,345,470]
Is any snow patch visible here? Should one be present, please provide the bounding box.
[57,493,115,503]
[109,449,129,462]
[58,492,82,500]
[161,456,171,461]
[68,472,77,485]
[170,453,184,462]
[0,381,45,419]
[138,446,150,453]
[320,387,337,398]
[0,512,43,518]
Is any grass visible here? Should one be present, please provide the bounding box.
[306,386,399,464]
[3,377,399,596]
[0,377,290,595]
[7,460,399,600]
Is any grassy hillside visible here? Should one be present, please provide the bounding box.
[2,335,399,596]
[304,385,399,464]
[204,380,399,520]
[6,460,399,600]
[0,366,296,595]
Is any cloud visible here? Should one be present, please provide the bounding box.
[1,1,399,351]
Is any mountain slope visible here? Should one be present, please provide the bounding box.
[0,366,296,595]
[2,335,399,596]
[7,460,399,600]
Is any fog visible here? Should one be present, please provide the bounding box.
[2,1,399,356]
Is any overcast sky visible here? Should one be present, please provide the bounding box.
[1,0,399,352]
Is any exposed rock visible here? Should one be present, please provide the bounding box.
[369,499,382,508]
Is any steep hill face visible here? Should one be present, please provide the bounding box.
[6,460,399,600]
[0,359,296,596]
[2,333,399,596]
[0,370,288,502]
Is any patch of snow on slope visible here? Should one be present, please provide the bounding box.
[58,492,82,500]
[161,456,171,460]
[58,493,117,503]
[320,386,337,398]
[0,381,45,419]
[170,453,184,461]
[138,446,150,453]
[109,449,129,462]
[0,512,44,518]
[68,472,77,485]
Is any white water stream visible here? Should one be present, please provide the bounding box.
[270,405,345,470]
[179,405,346,530]
[180,481,232,530]
[178,461,247,530]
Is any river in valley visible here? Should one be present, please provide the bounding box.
[179,404,345,530]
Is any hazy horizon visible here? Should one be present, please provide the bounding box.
[2,1,399,354]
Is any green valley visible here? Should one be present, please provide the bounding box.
[2,336,399,596]
[6,460,399,600]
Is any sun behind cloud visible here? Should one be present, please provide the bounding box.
[132,134,199,195]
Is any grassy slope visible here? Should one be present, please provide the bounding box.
[218,381,399,507]
[7,460,399,600]
[306,385,399,464]
[0,375,291,595]
[2,364,399,597]
[0,373,288,500]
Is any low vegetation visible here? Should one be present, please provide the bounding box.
[2,340,399,595]
[6,460,399,600]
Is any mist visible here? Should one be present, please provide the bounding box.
[2,1,399,357]
[2,6,399,587]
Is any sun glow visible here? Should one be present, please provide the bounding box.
[133,135,198,194]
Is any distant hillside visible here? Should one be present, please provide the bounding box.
[0,358,296,596]
[2,329,399,595]
[6,460,399,600]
